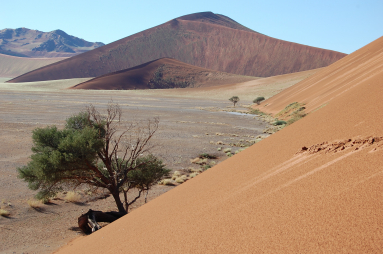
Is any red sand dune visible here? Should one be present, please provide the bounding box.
[70,58,257,90]
[254,36,383,115]
[8,12,345,83]
[55,36,383,253]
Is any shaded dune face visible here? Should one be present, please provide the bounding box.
[8,12,346,83]
[55,37,383,253]
[70,57,258,90]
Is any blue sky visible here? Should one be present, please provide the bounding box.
[1,0,382,54]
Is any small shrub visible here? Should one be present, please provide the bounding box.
[159,179,176,186]
[275,102,306,120]
[273,120,287,126]
[190,172,199,178]
[286,111,306,125]
[190,157,200,164]
[226,152,233,157]
[249,109,265,115]
[64,191,81,203]
[0,209,10,217]
[202,165,211,170]
[191,158,208,165]
[189,168,202,173]
[223,148,231,153]
[175,177,185,183]
[253,97,265,105]
[217,147,222,151]
[172,171,181,177]
[199,153,217,159]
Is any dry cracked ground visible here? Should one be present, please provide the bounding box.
[0,89,270,253]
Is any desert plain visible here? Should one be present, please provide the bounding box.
[0,71,311,253]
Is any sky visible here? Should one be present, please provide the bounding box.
[1,0,382,54]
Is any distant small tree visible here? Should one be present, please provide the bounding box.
[253,96,265,105]
[229,96,240,107]
[17,102,169,214]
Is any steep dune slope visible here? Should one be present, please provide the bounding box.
[70,58,257,90]
[8,12,345,83]
[0,54,66,77]
[55,37,383,253]
[255,36,383,114]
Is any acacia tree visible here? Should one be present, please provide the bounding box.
[18,102,169,214]
[229,96,240,107]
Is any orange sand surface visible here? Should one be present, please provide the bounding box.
[255,36,383,115]
[55,37,383,253]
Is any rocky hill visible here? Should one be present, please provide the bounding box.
[0,28,104,58]
[8,12,346,83]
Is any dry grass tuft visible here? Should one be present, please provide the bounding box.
[0,208,10,217]
[159,179,176,186]
[64,191,82,203]
[190,172,199,178]
[171,171,182,180]
[27,199,43,208]
[189,167,202,173]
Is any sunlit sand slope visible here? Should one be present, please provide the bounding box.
[256,36,383,114]
[55,37,383,253]
[0,54,66,77]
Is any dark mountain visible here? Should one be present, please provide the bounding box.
[0,28,104,58]
[8,12,346,83]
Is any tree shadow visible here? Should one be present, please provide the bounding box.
[44,201,59,206]
[0,215,14,219]
[71,202,89,206]
[30,207,57,214]
[68,226,85,234]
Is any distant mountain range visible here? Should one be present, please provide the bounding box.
[8,12,346,83]
[0,28,104,58]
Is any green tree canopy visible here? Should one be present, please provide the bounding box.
[253,96,265,105]
[18,103,169,213]
[229,96,240,107]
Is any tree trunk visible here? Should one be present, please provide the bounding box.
[111,190,127,214]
